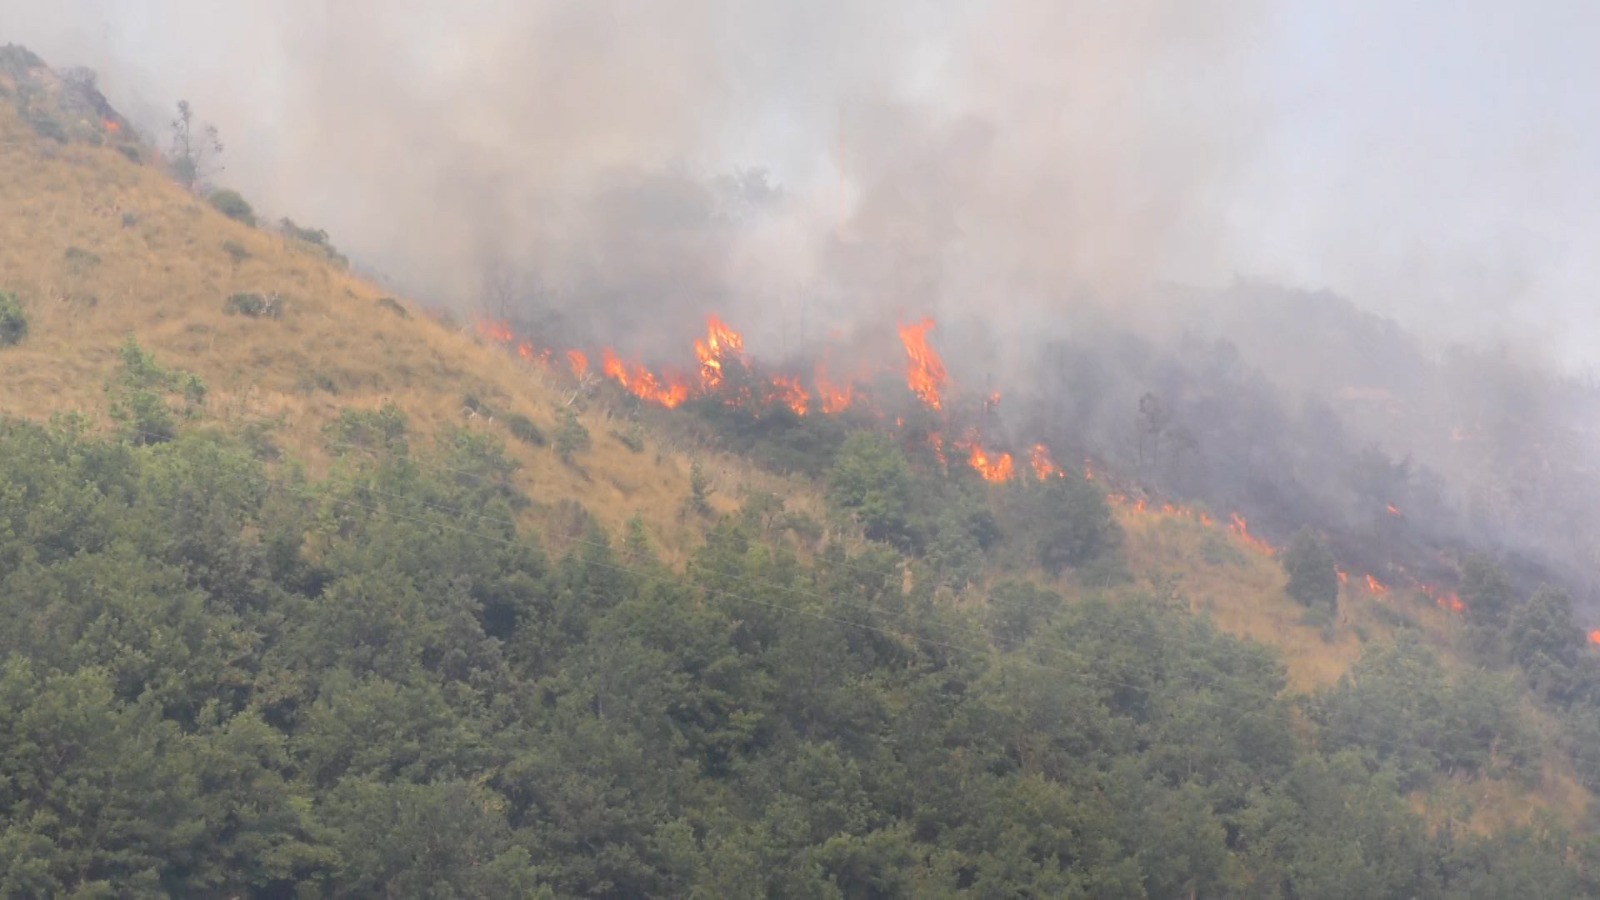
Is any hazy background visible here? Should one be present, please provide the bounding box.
[4,1,1599,369]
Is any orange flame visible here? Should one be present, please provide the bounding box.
[930,431,948,468]
[1030,444,1061,481]
[1386,503,1402,517]
[694,315,745,391]
[601,348,688,408]
[477,320,515,344]
[102,118,120,134]
[966,443,1014,484]
[567,349,589,379]
[814,364,855,414]
[516,341,537,362]
[1589,630,1600,646]
[1365,574,1389,596]
[898,318,947,411]
[767,375,809,416]
[1337,569,1349,586]
[1229,513,1275,556]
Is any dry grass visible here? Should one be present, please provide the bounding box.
[0,102,815,561]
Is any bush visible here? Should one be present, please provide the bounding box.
[0,292,27,347]
[1281,527,1338,611]
[224,292,281,319]
[555,409,590,464]
[106,338,206,443]
[327,403,409,456]
[209,189,256,226]
[502,413,546,447]
[1030,476,1122,577]
[826,432,914,547]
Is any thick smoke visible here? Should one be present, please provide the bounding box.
[0,0,1269,359]
[10,2,1600,604]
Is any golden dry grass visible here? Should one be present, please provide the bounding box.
[0,101,818,562]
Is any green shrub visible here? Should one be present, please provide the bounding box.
[503,412,546,447]
[1282,527,1339,611]
[0,292,27,347]
[326,402,409,456]
[106,338,205,443]
[223,292,281,319]
[1030,475,1122,577]
[610,423,646,453]
[555,409,590,464]
[209,189,256,226]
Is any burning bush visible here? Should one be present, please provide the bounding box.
[0,291,27,347]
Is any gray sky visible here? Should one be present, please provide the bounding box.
[7,1,1599,368]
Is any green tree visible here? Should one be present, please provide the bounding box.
[0,291,26,347]
[827,432,915,547]
[1281,527,1338,611]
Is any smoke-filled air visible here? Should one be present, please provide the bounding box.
[12,1,1600,893]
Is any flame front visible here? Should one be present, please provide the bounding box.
[477,320,515,344]
[1365,574,1389,596]
[898,318,948,411]
[814,364,854,414]
[567,349,589,379]
[966,443,1014,484]
[694,315,745,391]
[1030,444,1061,481]
[1229,513,1275,556]
[767,375,809,416]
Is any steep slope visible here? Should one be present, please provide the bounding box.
[0,46,1591,851]
[0,92,829,563]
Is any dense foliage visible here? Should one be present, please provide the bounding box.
[0,407,1592,897]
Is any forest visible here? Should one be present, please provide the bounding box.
[2,343,1599,898]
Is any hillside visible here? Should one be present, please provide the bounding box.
[4,44,1600,895]
[0,73,830,565]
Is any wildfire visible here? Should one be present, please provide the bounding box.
[1030,444,1061,481]
[965,442,1014,484]
[1590,630,1600,646]
[898,318,948,411]
[930,431,948,468]
[1365,574,1389,596]
[1229,513,1275,556]
[1337,569,1349,586]
[814,364,854,414]
[102,118,120,134]
[766,375,809,416]
[601,349,689,408]
[567,349,589,379]
[694,315,745,391]
[1386,503,1402,517]
[477,319,515,344]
